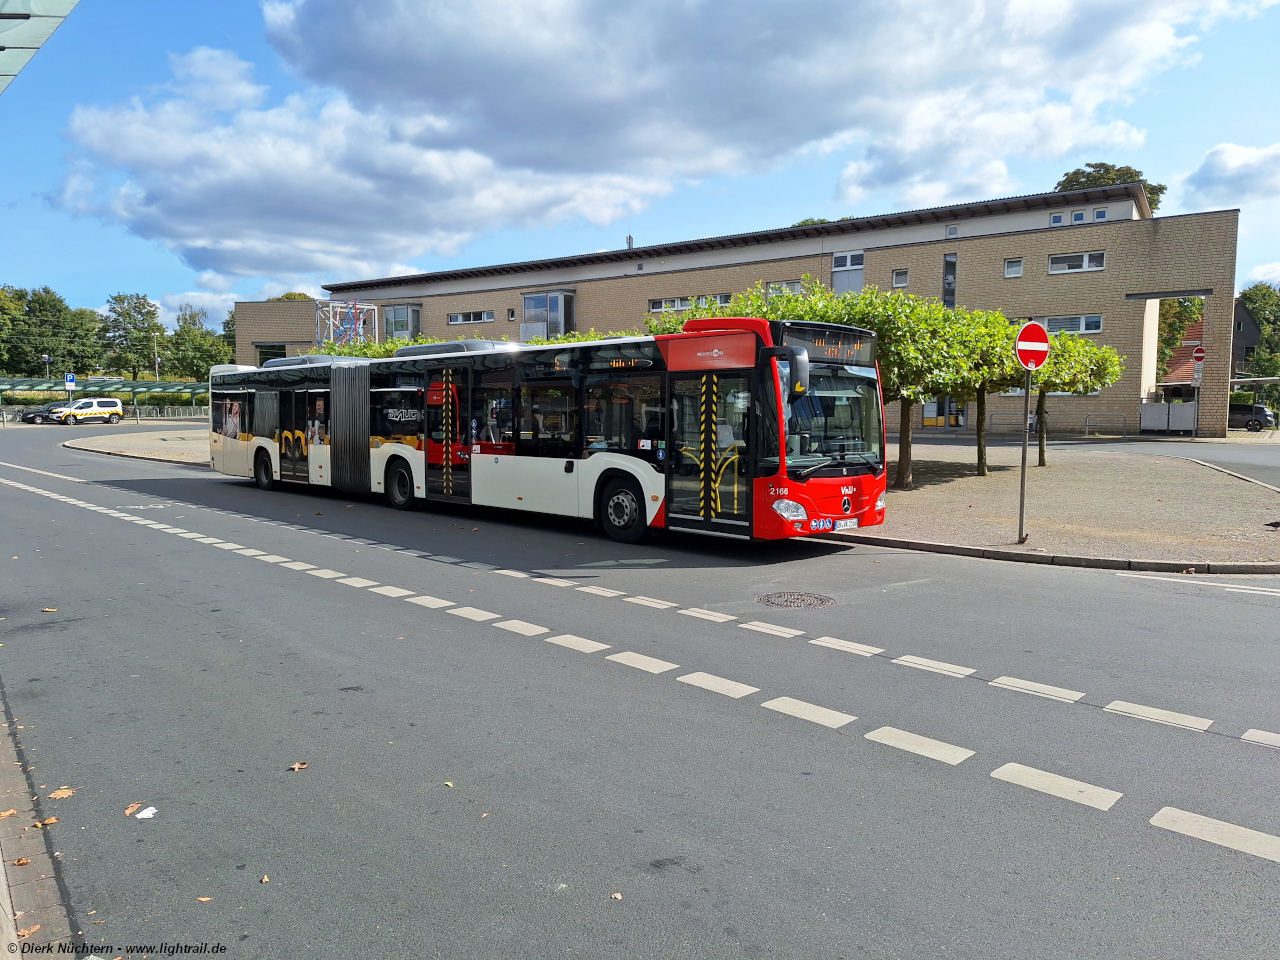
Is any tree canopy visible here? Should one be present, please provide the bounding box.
[268,292,314,301]
[165,304,232,380]
[102,293,165,380]
[1055,162,1166,211]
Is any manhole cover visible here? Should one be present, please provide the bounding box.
[755,592,835,609]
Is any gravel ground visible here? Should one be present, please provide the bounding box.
[881,439,1280,561]
[63,428,210,464]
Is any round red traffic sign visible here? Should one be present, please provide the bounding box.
[1192,346,1206,363]
[1015,322,1051,370]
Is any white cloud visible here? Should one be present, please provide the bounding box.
[62,2,1279,284]
[1185,141,1280,205]
[1245,261,1280,285]
[157,291,239,328]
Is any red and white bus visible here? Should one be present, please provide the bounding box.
[209,318,886,542]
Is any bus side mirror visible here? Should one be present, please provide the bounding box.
[787,347,810,402]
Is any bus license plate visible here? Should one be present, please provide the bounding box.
[835,519,858,531]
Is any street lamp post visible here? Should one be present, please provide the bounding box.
[42,354,51,379]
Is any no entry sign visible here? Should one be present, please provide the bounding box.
[1015,322,1051,370]
[1192,345,1206,362]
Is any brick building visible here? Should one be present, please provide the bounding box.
[234,182,1240,437]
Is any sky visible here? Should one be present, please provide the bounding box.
[3,0,1280,327]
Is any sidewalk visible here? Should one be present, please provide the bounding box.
[63,429,210,465]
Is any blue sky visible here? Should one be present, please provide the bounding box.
[3,0,1280,326]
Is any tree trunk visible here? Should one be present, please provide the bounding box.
[1036,389,1048,467]
[975,388,987,476]
[894,398,914,490]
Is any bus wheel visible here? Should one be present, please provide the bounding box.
[254,450,276,491]
[601,476,647,544]
[386,460,415,511]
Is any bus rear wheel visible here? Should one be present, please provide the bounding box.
[254,450,276,491]
[600,476,648,544]
[386,460,415,511]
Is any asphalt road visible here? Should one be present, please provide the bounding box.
[1,423,1277,959]
[1054,436,1280,489]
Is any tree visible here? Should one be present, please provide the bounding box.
[791,218,831,227]
[1056,162,1166,211]
[165,304,232,380]
[268,292,314,301]
[0,286,103,377]
[222,308,236,354]
[944,310,1023,476]
[1030,333,1125,466]
[102,293,165,380]
[1157,297,1204,381]
[315,333,447,358]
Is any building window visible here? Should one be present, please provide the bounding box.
[1041,315,1104,334]
[942,254,956,308]
[508,308,516,321]
[257,344,286,364]
[892,269,909,288]
[1072,210,1086,224]
[648,295,731,312]
[447,310,495,324]
[1094,208,1107,221]
[945,225,959,239]
[1049,251,1105,274]
[1004,258,1023,278]
[832,252,864,270]
[521,291,574,339]
[767,280,802,296]
[832,252,865,294]
[1236,320,1243,332]
[384,304,420,339]
[1051,212,1065,226]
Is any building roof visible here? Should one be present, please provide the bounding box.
[0,1,80,97]
[1162,319,1205,385]
[323,182,1153,295]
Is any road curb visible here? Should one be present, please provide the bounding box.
[821,532,1280,575]
[1178,456,1280,494]
[61,439,211,468]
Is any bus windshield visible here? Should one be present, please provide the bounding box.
[779,363,882,474]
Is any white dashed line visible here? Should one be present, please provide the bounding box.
[624,596,678,609]
[864,726,975,765]
[194,537,224,544]
[534,577,578,587]
[740,621,804,638]
[546,634,610,653]
[990,763,1122,811]
[606,651,679,674]
[255,554,290,563]
[493,570,529,578]
[447,606,501,622]
[1150,807,1280,862]
[369,585,414,598]
[576,586,626,597]
[1242,728,1280,749]
[1103,701,1213,731]
[0,462,84,482]
[810,636,883,656]
[677,608,738,623]
[279,561,318,571]
[306,569,346,579]
[493,619,549,636]
[337,577,379,588]
[761,696,855,729]
[213,542,245,550]
[235,548,267,557]
[176,532,206,539]
[404,595,454,609]
[677,672,759,698]
[891,655,975,678]
[989,676,1085,704]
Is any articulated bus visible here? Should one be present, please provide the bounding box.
[208,318,886,543]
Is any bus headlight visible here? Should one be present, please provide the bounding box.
[875,493,885,511]
[771,499,808,521]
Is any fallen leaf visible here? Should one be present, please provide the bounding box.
[481,812,488,818]
[87,911,95,916]
[13,857,30,866]
[41,817,58,826]
[287,762,308,772]
[610,892,622,900]
[260,875,269,883]
[444,781,454,787]
[48,788,74,800]
[41,608,57,613]
[196,897,212,902]
[16,924,40,939]
[123,803,142,817]
[0,809,17,819]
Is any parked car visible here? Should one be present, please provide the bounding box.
[1227,403,1276,432]
[55,397,124,425]
[19,402,65,424]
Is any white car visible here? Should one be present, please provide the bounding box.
[55,398,124,424]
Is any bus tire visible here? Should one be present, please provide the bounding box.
[600,476,647,544]
[254,450,276,491]
[386,459,415,511]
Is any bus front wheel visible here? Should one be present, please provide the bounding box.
[386,460,415,511]
[254,451,276,491]
[600,476,647,544]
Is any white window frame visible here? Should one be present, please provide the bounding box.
[1050,212,1065,226]
[1004,258,1023,279]
[447,310,495,325]
[766,280,802,297]
[1093,208,1108,221]
[1071,209,1086,224]
[1048,251,1105,274]
[832,252,864,271]
[891,269,909,288]
[1036,314,1104,334]
[648,294,730,313]
[945,224,959,239]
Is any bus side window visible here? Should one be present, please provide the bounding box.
[584,375,662,462]
[472,368,517,454]
[518,380,578,458]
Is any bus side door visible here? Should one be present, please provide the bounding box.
[666,371,753,537]
[425,367,470,500]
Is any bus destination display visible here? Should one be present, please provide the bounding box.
[782,327,875,366]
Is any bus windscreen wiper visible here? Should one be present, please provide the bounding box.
[794,452,878,479]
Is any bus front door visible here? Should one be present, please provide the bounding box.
[279,390,308,481]
[667,372,752,537]
[425,368,470,500]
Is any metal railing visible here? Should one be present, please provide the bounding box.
[1084,413,1127,437]
[0,405,207,423]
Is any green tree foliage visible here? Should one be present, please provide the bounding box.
[0,286,103,377]
[165,304,233,380]
[1030,332,1125,465]
[222,309,236,353]
[1055,162,1166,211]
[1157,297,1203,381]
[943,310,1023,476]
[524,327,636,345]
[268,292,314,301]
[1239,282,1280,416]
[791,218,831,227]
[102,293,165,380]
[315,334,447,358]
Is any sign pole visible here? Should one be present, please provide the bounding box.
[1018,367,1031,544]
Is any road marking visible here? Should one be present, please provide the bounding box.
[624,595,677,609]
[577,586,626,597]
[255,555,291,563]
[534,577,579,587]
[460,561,498,570]
[306,569,346,579]
[194,537,223,544]
[677,672,759,698]
[1103,701,1213,731]
[369,585,414,598]
[990,763,1122,811]
[891,655,975,678]
[0,461,84,482]
[810,636,884,657]
[493,619,549,636]
[1150,807,1280,862]
[235,548,267,557]
[176,532,206,539]
[761,696,855,729]
[546,634,610,653]
[740,621,804,638]
[606,651,679,674]
[1242,728,1280,749]
[337,577,379,588]
[156,526,186,533]
[989,676,1085,704]
[429,555,462,563]
[404,595,454,609]
[864,726,975,765]
[279,561,317,571]
[1118,573,1280,596]
[1225,587,1280,597]
[493,570,530,578]
[678,608,738,623]
[213,542,245,550]
[447,606,501,622]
